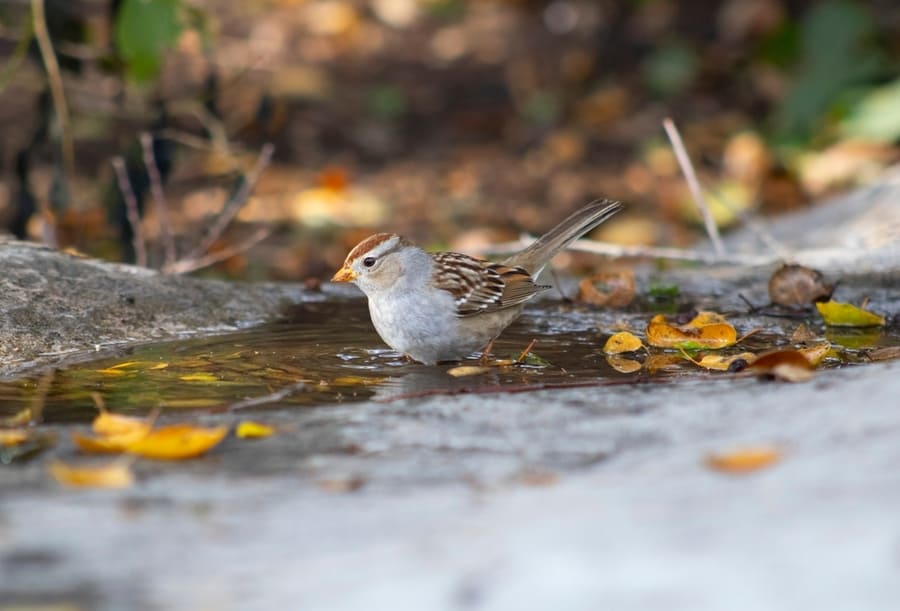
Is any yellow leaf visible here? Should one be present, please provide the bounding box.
[1,407,33,427]
[694,352,757,371]
[798,343,831,366]
[48,459,134,488]
[179,373,220,382]
[446,366,493,377]
[706,447,781,474]
[0,429,29,446]
[646,312,737,350]
[331,375,386,386]
[605,355,642,373]
[93,412,152,438]
[236,421,275,439]
[126,424,228,460]
[72,429,149,454]
[816,300,885,327]
[603,331,644,354]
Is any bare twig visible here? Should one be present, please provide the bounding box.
[31,0,74,182]
[515,339,538,364]
[140,132,176,267]
[484,236,773,266]
[227,381,309,411]
[183,142,275,262]
[662,117,725,257]
[112,157,147,267]
[165,227,272,274]
[0,18,33,91]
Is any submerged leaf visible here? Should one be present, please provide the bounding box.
[816,300,885,327]
[606,356,642,374]
[49,459,134,489]
[446,366,493,378]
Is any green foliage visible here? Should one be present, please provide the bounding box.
[641,39,698,97]
[115,0,183,82]
[367,85,408,119]
[772,0,886,144]
[839,77,900,142]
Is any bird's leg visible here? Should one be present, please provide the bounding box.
[478,337,497,365]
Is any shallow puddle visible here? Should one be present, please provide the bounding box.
[0,296,897,425]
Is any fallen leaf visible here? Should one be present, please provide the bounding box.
[797,343,831,366]
[0,429,29,446]
[606,355,642,373]
[706,447,781,474]
[126,424,228,460]
[92,412,152,438]
[749,350,815,382]
[646,312,737,350]
[236,421,275,439]
[1,407,33,427]
[577,270,636,307]
[768,264,833,306]
[48,459,134,488]
[446,365,493,377]
[790,323,818,342]
[816,300,885,327]
[643,353,685,374]
[331,376,386,386]
[179,373,220,382]
[603,331,644,354]
[868,346,900,362]
[693,352,757,371]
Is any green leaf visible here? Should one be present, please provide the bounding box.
[115,0,183,82]
[840,78,900,142]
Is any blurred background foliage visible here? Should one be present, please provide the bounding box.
[0,0,898,279]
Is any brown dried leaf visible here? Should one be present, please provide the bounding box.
[577,270,636,307]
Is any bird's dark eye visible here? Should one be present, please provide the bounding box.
[363,257,376,268]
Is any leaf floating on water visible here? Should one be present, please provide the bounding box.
[646,312,737,350]
[1,407,33,427]
[92,412,152,438]
[706,447,781,474]
[48,459,134,489]
[236,421,275,439]
[0,429,29,446]
[606,356,642,374]
[816,300,885,327]
[446,366,493,378]
[96,360,168,376]
[179,373,220,383]
[331,375,387,386]
[126,424,228,460]
[693,352,757,371]
[797,343,831,366]
[603,331,644,354]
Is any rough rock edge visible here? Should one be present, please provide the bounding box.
[0,241,321,379]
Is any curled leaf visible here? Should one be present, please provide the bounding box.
[816,300,885,327]
[577,270,636,307]
[768,264,833,306]
[603,331,643,354]
[749,350,815,382]
[646,312,737,350]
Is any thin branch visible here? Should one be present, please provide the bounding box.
[227,381,309,411]
[164,227,272,274]
[111,157,147,267]
[662,117,726,256]
[0,18,33,92]
[140,132,176,267]
[183,142,275,262]
[31,0,74,182]
[485,236,773,266]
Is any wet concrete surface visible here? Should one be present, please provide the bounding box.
[2,357,900,610]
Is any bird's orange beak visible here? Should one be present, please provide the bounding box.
[331,266,357,283]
